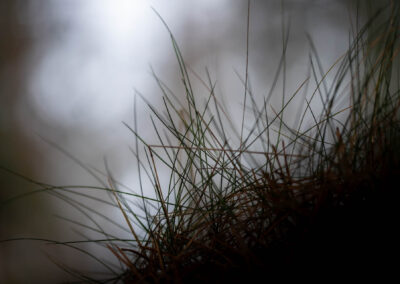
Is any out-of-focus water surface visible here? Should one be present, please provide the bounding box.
[1,0,370,282]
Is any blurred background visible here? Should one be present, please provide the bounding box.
[0,0,376,282]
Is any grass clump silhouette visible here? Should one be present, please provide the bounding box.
[107,4,400,282]
[1,2,400,283]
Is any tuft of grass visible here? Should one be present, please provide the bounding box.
[2,1,400,282]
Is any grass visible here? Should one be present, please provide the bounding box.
[1,1,400,283]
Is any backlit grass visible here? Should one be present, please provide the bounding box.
[1,1,400,283]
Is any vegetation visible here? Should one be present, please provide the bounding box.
[2,1,400,283]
